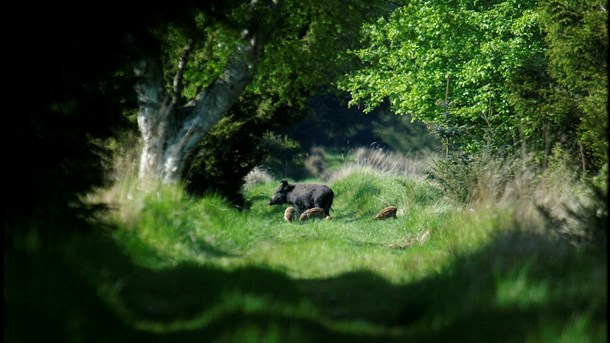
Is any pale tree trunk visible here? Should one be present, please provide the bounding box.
[133,0,282,182]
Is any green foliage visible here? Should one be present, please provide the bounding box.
[339,0,544,149]
[338,0,608,173]
[153,0,391,112]
[536,0,608,170]
[247,1,390,108]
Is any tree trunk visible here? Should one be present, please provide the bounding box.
[133,0,282,182]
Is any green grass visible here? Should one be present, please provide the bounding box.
[5,160,606,342]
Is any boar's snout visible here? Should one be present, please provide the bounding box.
[268,191,285,206]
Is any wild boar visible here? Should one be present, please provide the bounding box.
[298,207,326,221]
[284,207,296,222]
[373,206,398,220]
[269,180,334,217]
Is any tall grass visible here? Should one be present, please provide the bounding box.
[428,145,607,245]
[327,146,434,182]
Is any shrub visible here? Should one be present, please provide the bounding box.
[428,146,608,248]
[259,133,307,180]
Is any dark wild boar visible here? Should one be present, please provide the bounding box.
[269,180,334,217]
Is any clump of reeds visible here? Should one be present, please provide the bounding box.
[328,146,433,183]
[85,131,174,229]
[243,166,273,189]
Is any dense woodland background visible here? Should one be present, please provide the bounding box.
[4,0,608,341]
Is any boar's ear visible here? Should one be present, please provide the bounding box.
[278,180,289,191]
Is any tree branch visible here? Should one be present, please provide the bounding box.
[191,0,283,123]
[129,31,169,134]
[171,38,194,108]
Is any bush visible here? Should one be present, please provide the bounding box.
[182,96,305,206]
[260,133,307,180]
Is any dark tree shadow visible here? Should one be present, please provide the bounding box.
[5,228,606,342]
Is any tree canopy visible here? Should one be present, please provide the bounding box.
[338,0,607,171]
